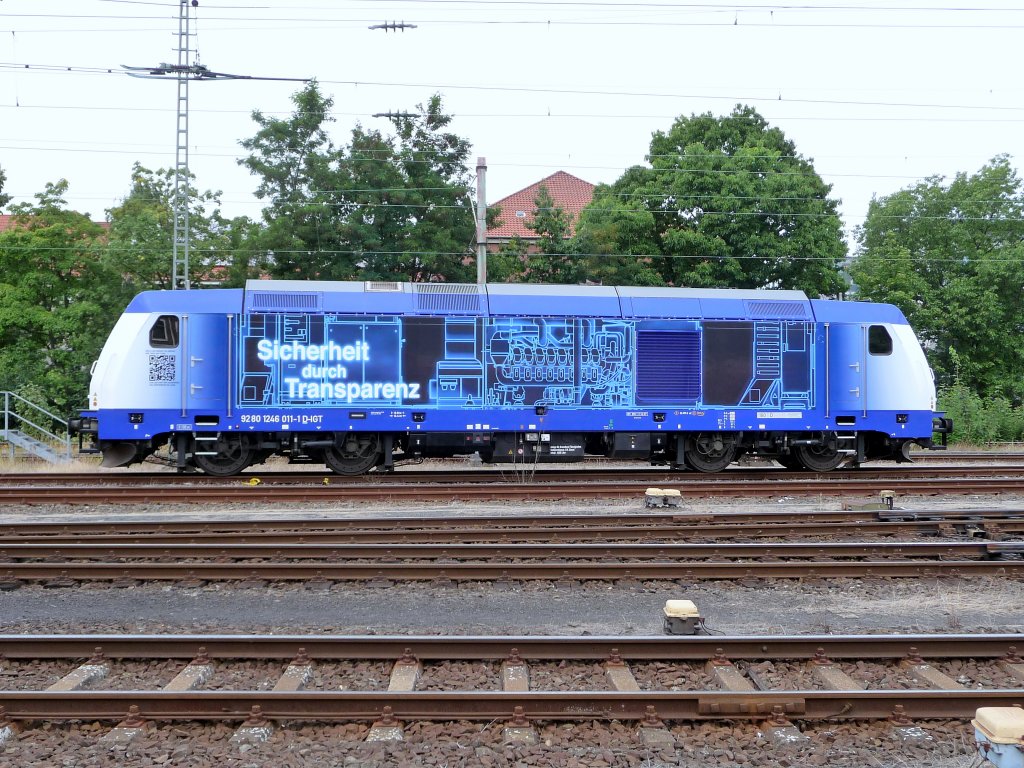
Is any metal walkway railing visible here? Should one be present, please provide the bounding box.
[0,391,72,464]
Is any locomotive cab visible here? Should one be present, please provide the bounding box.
[74,289,244,469]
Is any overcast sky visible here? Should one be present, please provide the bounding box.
[3,0,1024,247]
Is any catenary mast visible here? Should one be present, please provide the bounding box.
[123,1,308,289]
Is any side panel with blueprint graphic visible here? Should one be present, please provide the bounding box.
[237,313,817,412]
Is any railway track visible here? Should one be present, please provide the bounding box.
[3,507,1023,543]
[1,556,1021,583]
[1,535,1022,583]
[1,633,1022,723]
[4,474,1024,504]
[1,507,1021,582]
[4,460,1024,488]
[2,539,1020,561]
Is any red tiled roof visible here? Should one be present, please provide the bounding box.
[488,171,595,240]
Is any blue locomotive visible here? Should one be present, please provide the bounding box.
[69,280,952,475]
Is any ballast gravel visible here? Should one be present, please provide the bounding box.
[630,661,713,691]
[306,660,392,691]
[0,718,982,767]
[417,660,501,691]
[0,660,74,691]
[80,659,185,691]
[198,661,284,691]
[528,661,611,691]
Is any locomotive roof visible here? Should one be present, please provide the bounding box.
[123,281,907,324]
[242,280,815,320]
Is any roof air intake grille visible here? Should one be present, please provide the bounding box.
[365,281,403,292]
[744,300,807,319]
[413,283,483,313]
[249,292,321,312]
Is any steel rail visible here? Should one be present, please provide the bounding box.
[2,633,1021,660]
[2,689,1022,722]
[7,519,1023,545]
[0,540,1019,561]
[3,455,1024,486]
[5,476,1024,504]
[2,510,844,536]
[1,558,1022,582]
[4,456,1019,487]
[2,507,1022,544]
[7,506,1023,534]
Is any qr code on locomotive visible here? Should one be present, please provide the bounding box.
[148,353,177,383]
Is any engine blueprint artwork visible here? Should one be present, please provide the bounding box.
[484,318,633,408]
[237,313,817,410]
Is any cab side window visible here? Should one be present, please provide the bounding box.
[149,315,180,348]
[868,325,892,356]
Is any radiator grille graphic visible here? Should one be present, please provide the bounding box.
[636,330,700,403]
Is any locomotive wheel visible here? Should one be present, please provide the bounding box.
[193,434,255,477]
[324,433,382,475]
[684,432,737,473]
[775,454,804,471]
[793,435,846,472]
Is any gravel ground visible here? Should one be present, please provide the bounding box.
[81,659,184,691]
[1,576,1022,638]
[1,489,1021,766]
[0,660,75,691]
[0,718,984,767]
[417,660,501,691]
[527,661,610,691]
[307,660,392,691]
[630,662,713,691]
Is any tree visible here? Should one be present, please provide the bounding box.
[239,81,343,280]
[572,194,664,286]
[105,164,240,290]
[850,156,1024,401]
[577,106,847,294]
[0,181,120,409]
[0,164,11,210]
[518,185,581,283]
[240,83,478,282]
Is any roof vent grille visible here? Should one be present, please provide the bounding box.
[249,292,321,312]
[365,281,403,292]
[413,283,482,313]
[744,300,807,319]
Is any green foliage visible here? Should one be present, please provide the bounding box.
[939,384,1024,444]
[0,164,11,210]
[493,184,661,286]
[571,194,664,286]
[106,164,244,290]
[11,382,62,442]
[240,83,476,282]
[576,105,847,293]
[0,181,120,410]
[489,235,529,283]
[519,185,581,283]
[850,156,1024,401]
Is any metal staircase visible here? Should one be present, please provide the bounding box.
[0,391,72,464]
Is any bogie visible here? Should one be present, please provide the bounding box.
[192,433,255,476]
[323,433,383,475]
